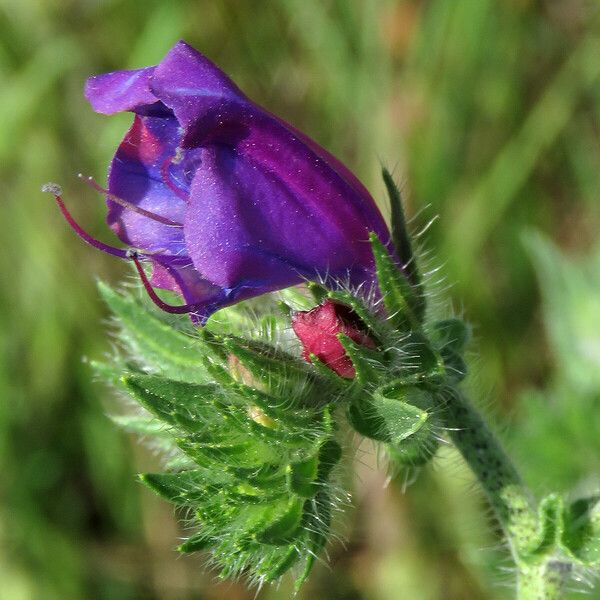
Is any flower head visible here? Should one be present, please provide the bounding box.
[292,299,376,378]
[52,41,393,322]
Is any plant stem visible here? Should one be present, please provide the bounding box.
[438,387,566,599]
[517,561,569,600]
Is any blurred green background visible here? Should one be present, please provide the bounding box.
[1,1,599,598]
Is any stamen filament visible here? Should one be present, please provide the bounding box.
[43,183,130,259]
[160,158,189,202]
[78,174,184,228]
[127,251,199,315]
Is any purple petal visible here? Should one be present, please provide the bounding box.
[150,41,249,131]
[85,67,164,115]
[184,146,377,300]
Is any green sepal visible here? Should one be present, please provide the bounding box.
[398,332,446,383]
[256,497,305,544]
[431,318,470,353]
[370,232,424,328]
[440,348,468,383]
[316,439,343,482]
[233,383,325,430]
[561,495,600,565]
[382,167,423,297]
[139,470,228,505]
[287,453,319,498]
[176,437,278,470]
[307,281,328,303]
[374,385,432,445]
[326,289,389,342]
[348,384,430,445]
[263,546,300,582]
[222,336,333,408]
[295,488,332,591]
[387,436,440,467]
[309,353,350,390]
[337,333,382,385]
[430,319,469,382]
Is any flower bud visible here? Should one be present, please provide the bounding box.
[291,299,376,378]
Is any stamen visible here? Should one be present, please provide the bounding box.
[127,251,200,315]
[78,174,183,228]
[160,157,189,202]
[42,182,130,259]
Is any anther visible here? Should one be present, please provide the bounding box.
[77,173,183,228]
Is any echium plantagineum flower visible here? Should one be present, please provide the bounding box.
[50,40,395,323]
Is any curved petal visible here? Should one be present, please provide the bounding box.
[150,41,249,131]
[184,146,377,301]
[85,66,166,115]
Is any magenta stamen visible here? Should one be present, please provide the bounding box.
[78,174,184,228]
[160,157,189,202]
[43,183,130,259]
[128,251,199,315]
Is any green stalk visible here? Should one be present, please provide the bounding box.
[438,387,567,599]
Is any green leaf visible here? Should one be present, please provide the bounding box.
[98,282,209,382]
[369,233,424,328]
[178,531,215,553]
[524,233,600,394]
[561,495,600,565]
[123,374,221,433]
[139,470,228,504]
[382,167,423,296]
[109,414,170,438]
[524,493,563,562]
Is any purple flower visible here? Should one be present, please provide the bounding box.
[52,41,393,322]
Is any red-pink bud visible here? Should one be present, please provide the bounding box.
[291,299,376,378]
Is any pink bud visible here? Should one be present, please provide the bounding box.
[291,299,376,378]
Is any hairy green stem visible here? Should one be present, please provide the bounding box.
[517,561,569,600]
[438,387,566,599]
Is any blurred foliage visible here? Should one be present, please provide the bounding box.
[0,0,599,598]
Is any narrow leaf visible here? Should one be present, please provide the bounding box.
[370,233,424,328]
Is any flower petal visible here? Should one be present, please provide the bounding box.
[85,66,168,115]
[184,146,378,302]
